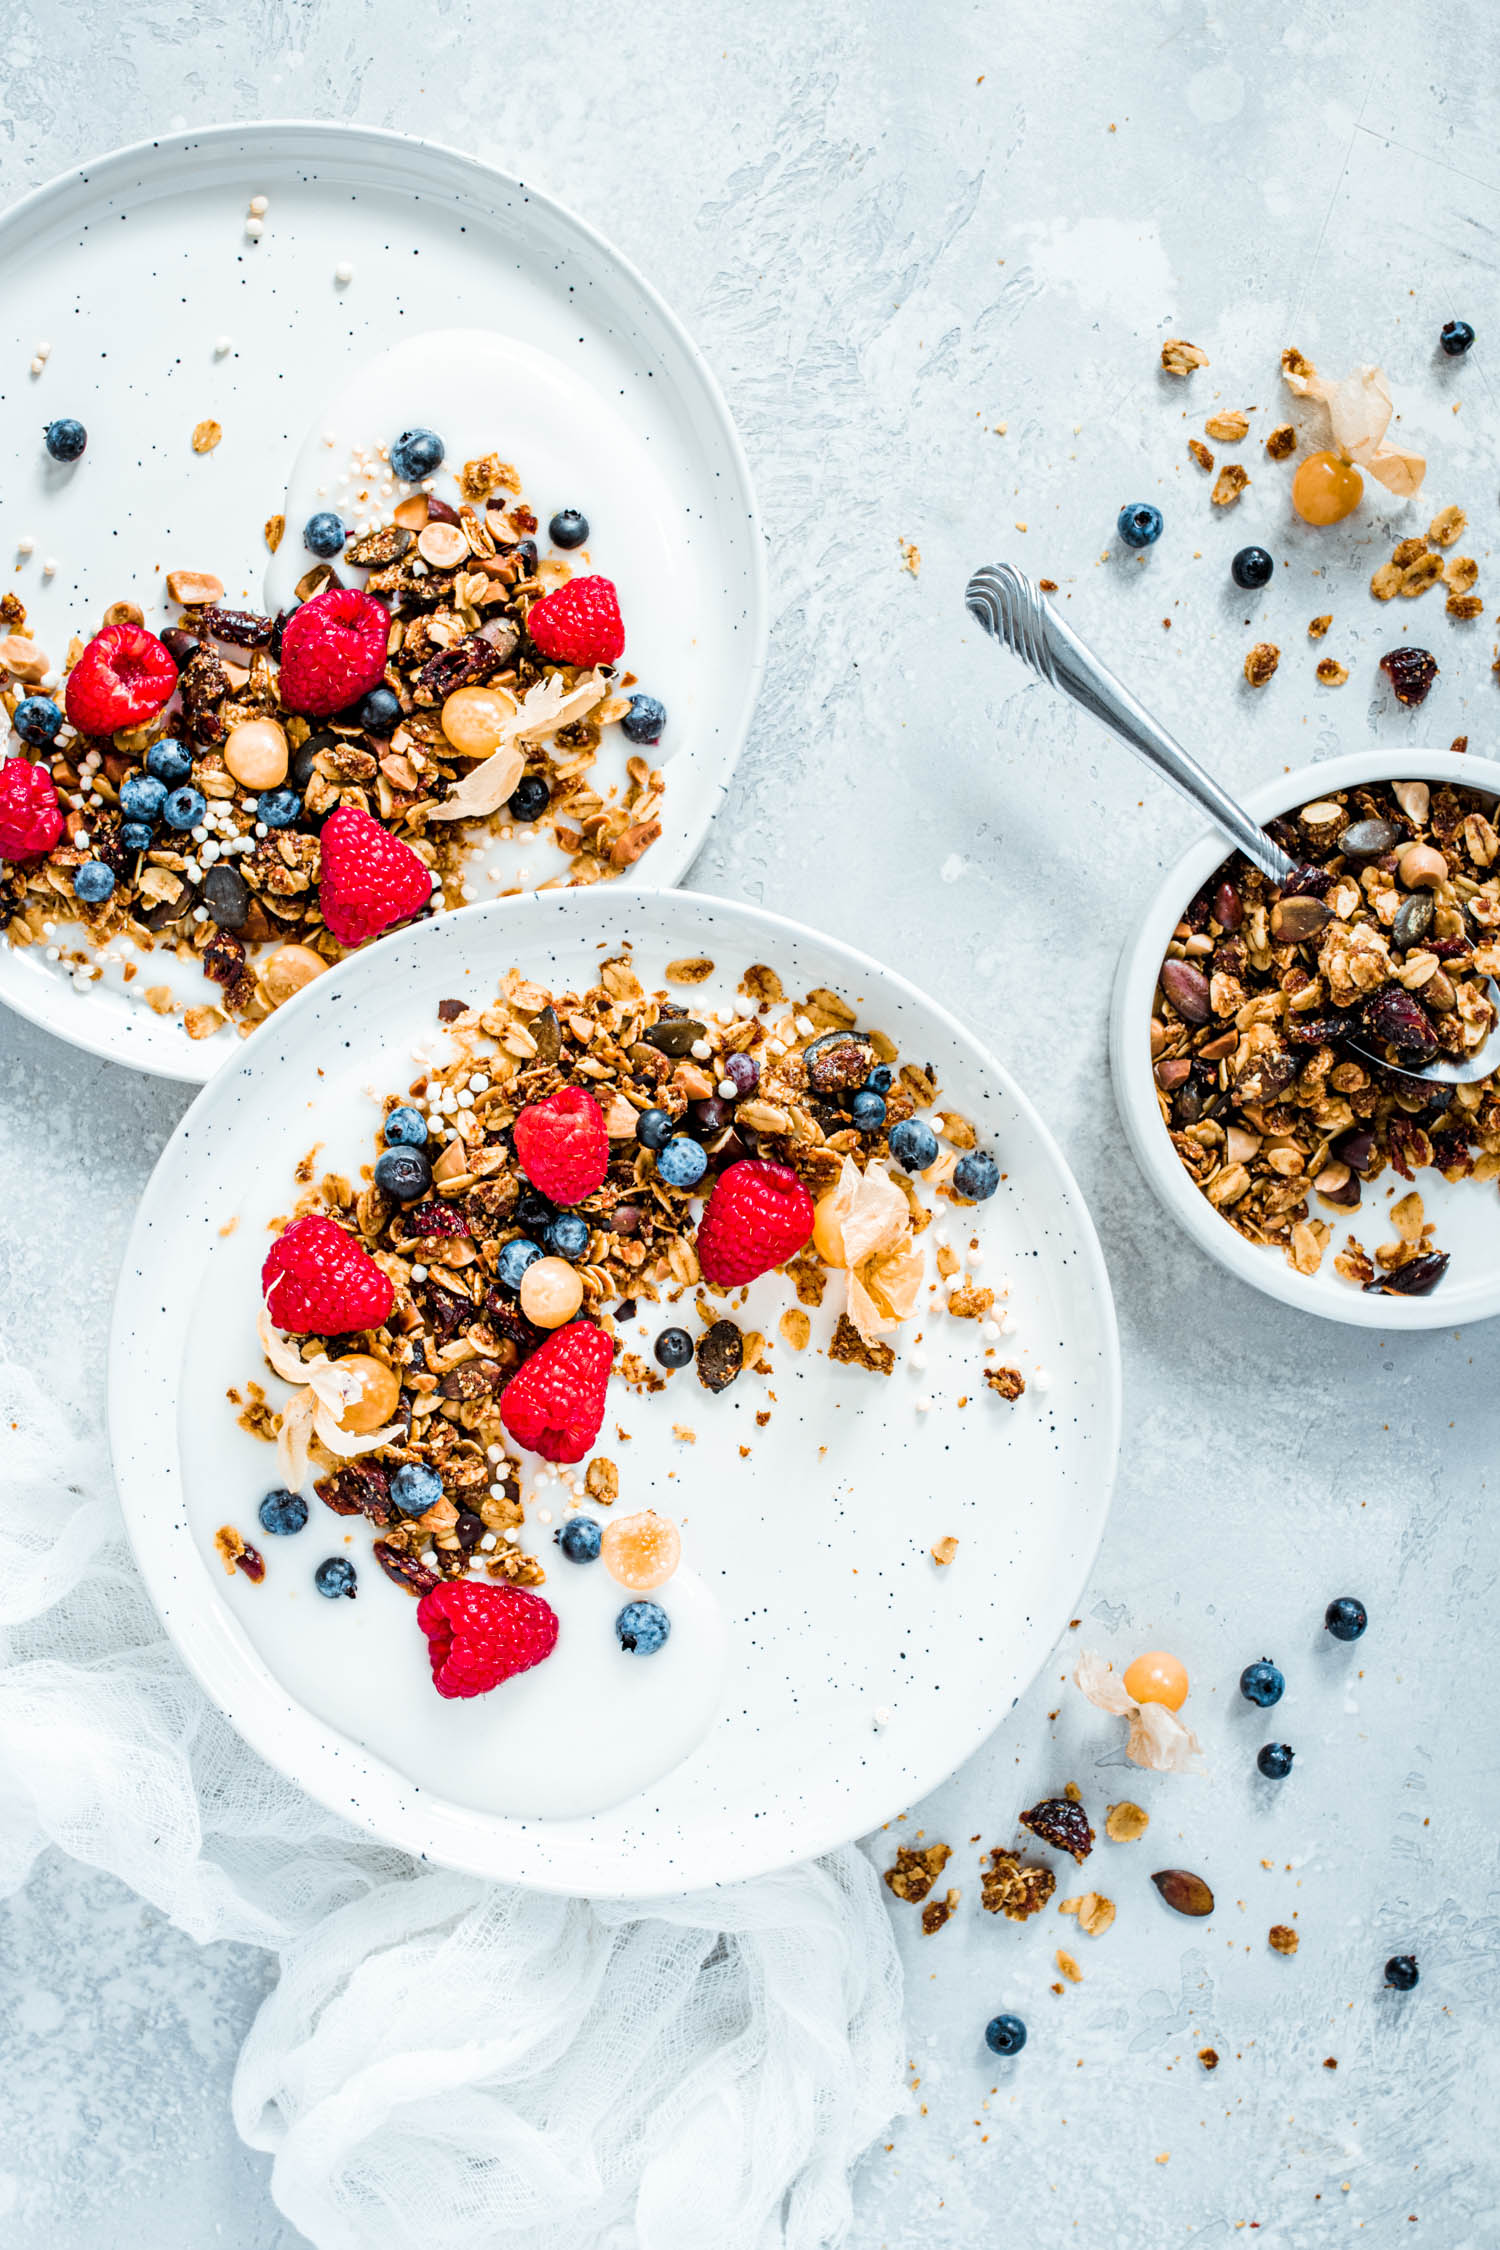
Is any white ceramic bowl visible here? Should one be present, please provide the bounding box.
[1111,749,1500,1330]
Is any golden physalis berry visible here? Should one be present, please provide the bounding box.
[1121,1650,1189,1712]
[1291,450,1363,526]
[334,1354,401,1433]
[812,1193,849,1267]
[601,1510,681,1590]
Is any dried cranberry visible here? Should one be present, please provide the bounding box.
[1019,1797,1095,1863]
[405,1199,471,1239]
[200,604,275,647]
[1279,863,1333,900]
[1380,646,1439,707]
[372,1539,439,1596]
[1364,1251,1450,1296]
[1362,986,1440,1059]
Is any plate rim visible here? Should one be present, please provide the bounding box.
[0,117,768,1086]
[108,885,1123,1896]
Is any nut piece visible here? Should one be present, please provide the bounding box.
[264,514,285,554]
[167,569,225,606]
[1019,1796,1095,1863]
[1211,463,1250,507]
[1151,1868,1215,1917]
[1204,410,1250,442]
[1105,1800,1149,1842]
[1243,641,1280,687]
[191,418,222,453]
[1161,337,1209,377]
[1398,842,1448,889]
[1268,1923,1299,1955]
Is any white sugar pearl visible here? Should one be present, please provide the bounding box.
[717,1079,737,1100]
[71,968,92,990]
[468,1072,489,1092]
[254,822,267,837]
[35,341,51,360]
[486,1444,503,1464]
[182,859,201,880]
[537,1509,552,1526]
[873,1706,892,1729]
[690,1038,712,1061]
[409,1263,428,1283]
[456,1089,474,1109]
[914,1396,932,1414]
[191,824,208,843]
[479,1532,497,1552]
[42,558,57,577]
[248,194,268,216]
[908,1348,927,1372]
[241,798,258,813]
[244,216,265,239]
[73,829,90,847]
[16,536,34,556]
[981,1319,1001,1343]
[334,261,354,283]
[45,944,60,960]
[214,336,232,357]
[1032,1367,1053,1393]
[419,1549,438,1569]
[191,906,208,923]
[29,358,43,376]
[965,1245,984,1268]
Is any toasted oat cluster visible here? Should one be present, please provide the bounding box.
[243,955,997,1601]
[1154,778,1500,1293]
[0,465,664,1040]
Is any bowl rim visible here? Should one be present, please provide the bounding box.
[1111,747,1500,1330]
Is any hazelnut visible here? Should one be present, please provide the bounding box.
[518,1256,584,1327]
[334,1354,401,1433]
[259,943,326,1007]
[1398,842,1448,890]
[224,718,290,789]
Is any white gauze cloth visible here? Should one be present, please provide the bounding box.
[0,1355,906,2249]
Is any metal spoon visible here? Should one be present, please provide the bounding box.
[965,559,1500,1087]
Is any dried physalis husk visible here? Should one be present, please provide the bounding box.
[1074,1650,1206,1774]
[1151,1868,1215,1917]
[1281,349,1425,498]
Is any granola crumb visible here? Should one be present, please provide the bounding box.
[921,1887,961,1935]
[264,514,285,554]
[1058,1890,1115,1936]
[1315,658,1349,686]
[1055,1949,1082,1983]
[884,1841,952,1904]
[1307,613,1332,638]
[778,1307,811,1350]
[1269,1923,1299,1956]
[213,1523,264,1582]
[1243,641,1280,686]
[192,418,222,454]
[1211,462,1250,507]
[1428,503,1467,546]
[930,1535,959,1567]
[1265,423,1296,460]
[1198,2047,1219,2071]
[980,1847,1055,1921]
[828,1312,895,1375]
[1447,591,1484,620]
[984,1365,1025,1400]
[1161,337,1209,377]
[1204,409,1249,442]
[899,538,921,577]
[1104,1799,1149,1842]
[1187,438,1214,472]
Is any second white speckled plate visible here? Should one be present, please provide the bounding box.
[108,891,1119,1894]
[0,122,765,1081]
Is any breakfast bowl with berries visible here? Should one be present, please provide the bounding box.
[1112,748,1500,1328]
[109,888,1120,1892]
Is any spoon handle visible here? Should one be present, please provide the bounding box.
[965,561,1297,887]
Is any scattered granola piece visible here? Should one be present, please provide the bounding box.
[828,1310,895,1375]
[584,1456,618,1505]
[1019,1796,1095,1863]
[884,1841,952,1904]
[1198,2048,1219,2071]
[1056,1950,1082,1982]
[1269,1923,1299,1956]
[1399,551,1444,598]
[1187,438,1214,472]
[213,1524,265,1582]
[1447,592,1484,620]
[192,418,222,454]
[1243,641,1279,686]
[665,955,715,984]
[1161,337,1209,377]
[1204,410,1249,442]
[1211,463,1250,507]
[1307,614,1332,637]
[984,1365,1026,1400]
[980,1847,1055,1921]
[945,1280,994,1320]
[1370,560,1403,601]
[1265,423,1295,460]
[1444,554,1478,593]
[921,1887,961,1935]
[930,1535,959,1567]
[1105,1799,1149,1842]
[778,1307,811,1350]
[899,538,921,577]
[1059,1890,1115,1936]
[1316,658,1349,686]
[1428,503,1466,546]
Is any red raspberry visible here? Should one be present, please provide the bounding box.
[317,803,433,947]
[695,1159,815,1287]
[64,623,177,737]
[278,587,391,717]
[525,575,625,669]
[501,1321,613,1464]
[418,1579,560,1699]
[512,1086,608,1205]
[261,1212,395,1334]
[0,757,65,860]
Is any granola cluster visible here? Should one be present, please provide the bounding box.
[1155,778,1500,1292]
[0,460,664,1040]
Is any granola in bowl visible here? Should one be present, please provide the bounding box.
[1153,773,1500,1298]
[0,416,666,1047]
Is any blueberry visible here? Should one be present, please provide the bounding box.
[548,508,589,550]
[390,427,445,481]
[44,417,87,462]
[202,864,250,930]
[358,685,402,736]
[889,1118,938,1173]
[120,821,155,852]
[73,861,115,904]
[314,1556,357,1599]
[1117,502,1163,549]
[496,1237,543,1290]
[1385,1954,1419,1991]
[374,1147,431,1202]
[383,1105,428,1148]
[515,1191,554,1233]
[850,1090,887,1132]
[258,788,302,828]
[12,695,61,748]
[1231,545,1274,590]
[558,1515,603,1562]
[621,695,666,744]
[867,1065,893,1094]
[984,2013,1027,2057]
[953,1150,999,1201]
[509,774,550,823]
[656,1136,708,1188]
[147,739,194,788]
[258,1488,309,1536]
[162,785,206,831]
[390,1462,444,1516]
[546,1213,591,1260]
[1324,1596,1367,1642]
[723,1052,759,1097]
[120,772,167,824]
[1440,319,1475,357]
[616,1599,670,1654]
[689,1096,731,1135]
[654,1326,694,1369]
[635,1107,675,1152]
[1239,1659,1284,1708]
[1257,1741,1295,1780]
[304,511,347,558]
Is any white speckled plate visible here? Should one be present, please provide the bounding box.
[108,891,1120,1894]
[0,122,765,1081]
